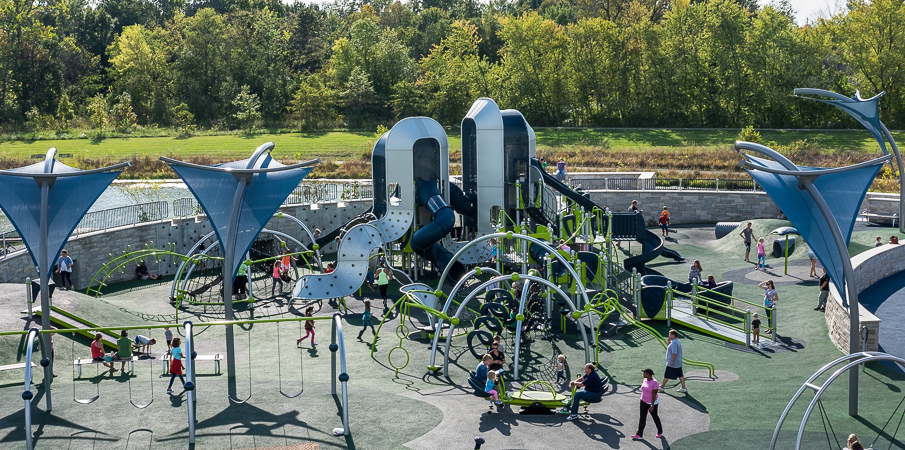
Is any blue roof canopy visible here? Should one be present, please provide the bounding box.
[166,149,315,279]
[743,155,881,301]
[0,159,123,277]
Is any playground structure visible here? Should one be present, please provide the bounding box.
[1,91,904,447]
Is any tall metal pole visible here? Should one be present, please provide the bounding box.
[37,179,52,410]
[802,180,861,415]
[224,177,247,382]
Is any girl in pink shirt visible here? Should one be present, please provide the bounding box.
[632,368,663,440]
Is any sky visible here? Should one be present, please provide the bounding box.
[776,0,843,25]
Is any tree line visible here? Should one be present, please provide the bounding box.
[2,0,904,133]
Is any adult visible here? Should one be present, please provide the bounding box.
[134,334,156,354]
[739,222,755,262]
[313,228,322,242]
[561,363,605,420]
[661,329,687,393]
[847,434,865,450]
[759,280,778,333]
[688,260,703,285]
[488,341,506,372]
[375,262,393,308]
[234,262,248,300]
[629,200,642,214]
[55,249,74,290]
[632,368,664,440]
[116,330,132,372]
[539,157,548,173]
[556,158,567,182]
[91,333,114,371]
[815,268,829,311]
[806,242,818,278]
[135,261,159,280]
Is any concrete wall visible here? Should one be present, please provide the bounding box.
[587,191,781,224]
[825,242,905,353]
[0,199,370,290]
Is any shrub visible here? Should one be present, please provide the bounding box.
[737,126,761,143]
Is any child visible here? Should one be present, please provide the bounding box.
[659,207,670,237]
[876,236,883,247]
[133,334,156,354]
[297,306,316,347]
[164,327,173,354]
[705,275,717,289]
[365,268,375,292]
[757,238,766,269]
[167,337,185,393]
[553,354,566,383]
[751,313,761,346]
[485,370,501,405]
[357,300,376,340]
[272,260,284,297]
[489,238,498,263]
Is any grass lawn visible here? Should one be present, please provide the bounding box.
[2,129,902,162]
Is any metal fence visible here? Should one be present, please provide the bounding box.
[284,181,374,205]
[571,177,761,192]
[74,201,170,234]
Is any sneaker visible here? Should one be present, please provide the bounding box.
[167,389,173,393]
[557,407,570,414]
[296,338,302,345]
[814,307,822,310]
[631,435,642,440]
[312,343,317,347]
[495,401,502,405]
[566,414,578,421]
[656,434,664,438]
[677,388,687,393]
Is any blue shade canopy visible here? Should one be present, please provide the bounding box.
[796,89,888,155]
[743,155,881,301]
[167,153,314,279]
[0,160,122,277]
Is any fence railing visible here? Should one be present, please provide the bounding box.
[571,177,761,192]
[74,201,170,234]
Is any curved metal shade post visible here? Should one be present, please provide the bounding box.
[442,275,590,378]
[428,267,503,369]
[768,352,905,450]
[183,321,196,445]
[331,313,350,435]
[23,328,40,450]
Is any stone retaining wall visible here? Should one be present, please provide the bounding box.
[0,200,370,290]
[825,243,905,353]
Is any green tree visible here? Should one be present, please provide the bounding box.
[111,92,139,130]
[419,21,491,124]
[108,24,172,123]
[172,102,195,134]
[87,94,108,132]
[289,76,337,129]
[57,93,75,129]
[232,85,261,132]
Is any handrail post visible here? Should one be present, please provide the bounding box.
[745,309,751,347]
[666,282,673,326]
[26,277,32,318]
[691,282,697,315]
[632,268,639,319]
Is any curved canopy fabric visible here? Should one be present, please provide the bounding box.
[168,154,314,279]
[0,161,121,277]
[743,155,881,301]
[801,93,887,155]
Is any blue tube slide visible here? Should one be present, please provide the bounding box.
[448,182,477,217]
[413,180,468,280]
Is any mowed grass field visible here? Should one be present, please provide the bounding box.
[1,128,900,160]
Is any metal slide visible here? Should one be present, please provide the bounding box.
[291,224,383,300]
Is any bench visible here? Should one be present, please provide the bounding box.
[0,362,36,371]
[162,353,223,375]
[73,355,142,377]
[860,198,899,227]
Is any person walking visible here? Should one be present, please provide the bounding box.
[357,300,376,340]
[659,207,670,237]
[739,222,754,262]
[55,249,74,290]
[661,329,687,393]
[556,158,567,182]
[375,262,393,308]
[234,262,248,300]
[815,268,829,311]
[806,242,818,278]
[296,306,316,347]
[632,368,664,440]
[167,337,185,393]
